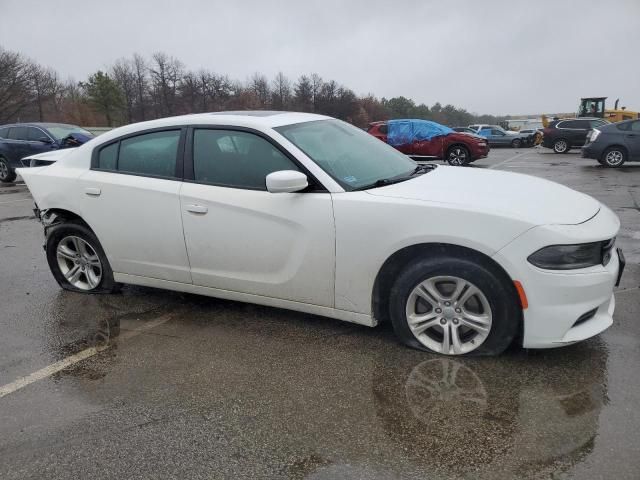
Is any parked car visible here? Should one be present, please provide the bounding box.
[0,122,94,182]
[519,128,543,145]
[470,125,532,148]
[19,111,624,356]
[452,127,477,134]
[541,118,609,154]
[368,119,489,166]
[582,119,640,167]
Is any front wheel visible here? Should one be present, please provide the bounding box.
[601,147,626,168]
[389,255,520,356]
[553,139,569,154]
[511,138,522,148]
[0,157,16,183]
[46,221,119,293]
[446,146,470,166]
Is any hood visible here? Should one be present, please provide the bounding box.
[366,166,600,226]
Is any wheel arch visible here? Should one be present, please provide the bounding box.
[600,144,628,159]
[41,207,96,237]
[445,143,470,156]
[371,242,523,328]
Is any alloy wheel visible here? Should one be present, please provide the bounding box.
[605,150,624,167]
[0,160,8,180]
[448,148,467,166]
[405,276,492,355]
[56,235,102,290]
[554,140,568,153]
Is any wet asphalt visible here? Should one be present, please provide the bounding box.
[0,148,639,479]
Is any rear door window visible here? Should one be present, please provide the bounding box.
[631,121,640,132]
[0,127,9,138]
[118,130,180,178]
[94,129,181,178]
[8,126,28,140]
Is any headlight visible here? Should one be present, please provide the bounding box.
[590,129,601,142]
[528,240,613,270]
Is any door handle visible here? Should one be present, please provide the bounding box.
[84,187,101,196]
[186,204,208,214]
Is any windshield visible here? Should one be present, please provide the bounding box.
[275,119,417,191]
[46,125,94,141]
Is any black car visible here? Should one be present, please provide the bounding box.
[541,117,609,154]
[582,119,640,167]
[0,123,94,183]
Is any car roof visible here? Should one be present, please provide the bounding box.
[0,122,80,128]
[87,111,332,146]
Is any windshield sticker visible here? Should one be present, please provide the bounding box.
[343,176,357,184]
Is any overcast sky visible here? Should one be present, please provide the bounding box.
[1,0,638,115]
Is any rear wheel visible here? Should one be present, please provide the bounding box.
[446,146,470,166]
[0,157,16,183]
[553,139,569,154]
[601,147,626,168]
[46,221,119,293]
[389,255,520,356]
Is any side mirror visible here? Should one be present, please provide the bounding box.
[266,170,308,193]
[38,136,52,144]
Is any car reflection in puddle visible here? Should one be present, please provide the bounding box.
[372,343,607,479]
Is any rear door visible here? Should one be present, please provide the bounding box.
[180,127,335,306]
[624,121,640,160]
[79,128,191,283]
[5,126,29,166]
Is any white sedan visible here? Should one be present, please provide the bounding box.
[18,111,624,356]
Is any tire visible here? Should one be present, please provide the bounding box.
[511,138,522,148]
[0,157,16,183]
[389,254,520,356]
[552,139,569,154]
[45,220,119,293]
[446,146,470,166]
[601,147,627,168]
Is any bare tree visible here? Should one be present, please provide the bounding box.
[112,58,136,123]
[0,48,35,123]
[132,53,148,120]
[250,73,270,108]
[149,52,184,116]
[271,72,291,110]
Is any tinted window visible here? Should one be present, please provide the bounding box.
[558,120,580,129]
[8,127,28,140]
[27,127,49,142]
[491,129,504,136]
[118,130,180,177]
[378,124,388,134]
[631,121,640,132]
[193,129,299,189]
[98,143,118,170]
[0,127,9,138]
[575,120,591,129]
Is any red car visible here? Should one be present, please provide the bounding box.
[367,119,490,166]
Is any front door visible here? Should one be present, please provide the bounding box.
[624,120,640,161]
[180,128,335,307]
[79,128,191,283]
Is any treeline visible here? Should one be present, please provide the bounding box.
[0,46,505,128]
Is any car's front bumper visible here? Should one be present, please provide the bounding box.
[493,206,622,348]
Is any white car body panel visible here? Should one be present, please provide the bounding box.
[17,111,622,349]
[78,170,191,283]
[21,148,74,165]
[180,183,335,306]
